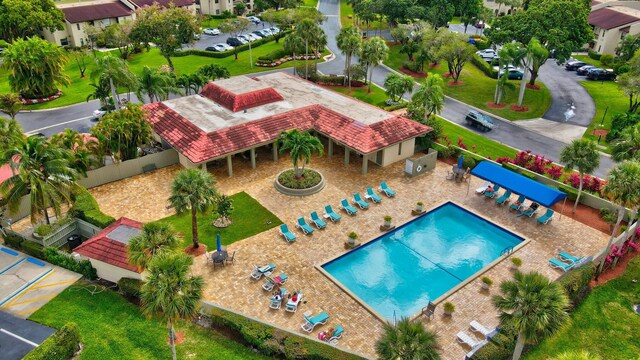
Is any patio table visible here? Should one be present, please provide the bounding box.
[210,250,228,263]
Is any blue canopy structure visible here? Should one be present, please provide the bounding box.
[471,161,567,207]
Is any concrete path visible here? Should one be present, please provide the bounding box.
[0,310,55,360]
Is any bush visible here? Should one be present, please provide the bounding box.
[471,332,516,360]
[558,185,579,201]
[606,112,640,142]
[278,169,322,189]
[310,74,346,86]
[43,247,97,280]
[69,188,115,228]
[402,60,422,73]
[600,53,614,67]
[23,322,80,360]
[257,48,288,62]
[472,37,491,50]
[207,13,236,19]
[502,162,521,174]
[294,63,317,79]
[383,102,408,111]
[118,277,143,300]
[3,231,25,249]
[615,63,631,75]
[21,241,44,259]
[557,263,595,309]
[461,156,477,170]
[0,39,10,48]
[471,54,498,79]
[588,50,602,61]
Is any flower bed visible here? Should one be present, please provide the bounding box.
[256,53,321,67]
[21,91,63,105]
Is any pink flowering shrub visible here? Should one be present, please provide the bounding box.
[457,138,468,150]
[546,165,563,180]
[564,173,606,194]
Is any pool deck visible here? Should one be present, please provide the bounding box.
[85,150,609,360]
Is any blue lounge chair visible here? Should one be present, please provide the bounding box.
[559,252,583,264]
[549,257,574,272]
[484,184,501,199]
[324,205,342,222]
[509,195,526,211]
[279,224,296,242]
[365,187,382,203]
[309,212,327,229]
[269,288,287,310]
[301,311,330,332]
[495,190,512,205]
[536,209,555,224]
[326,325,344,345]
[296,217,314,235]
[353,193,369,209]
[339,199,358,215]
[251,263,276,280]
[518,202,540,218]
[379,181,396,197]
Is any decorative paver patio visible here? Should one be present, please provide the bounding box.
[89,148,609,359]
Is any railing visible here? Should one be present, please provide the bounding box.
[501,246,514,256]
[36,218,104,249]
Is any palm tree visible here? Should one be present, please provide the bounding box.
[375,317,440,360]
[90,55,137,111]
[311,26,328,69]
[559,139,600,212]
[296,19,322,79]
[0,93,24,120]
[168,169,217,249]
[360,37,389,93]
[49,129,98,177]
[336,26,362,91]
[128,222,180,270]
[492,271,570,360]
[0,117,25,153]
[0,136,77,224]
[86,76,114,110]
[141,252,204,360]
[384,73,415,102]
[597,160,640,275]
[612,123,640,162]
[135,66,178,103]
[552,351,602,360]
[411,74,445,120]
[278,129,324,179]
[283,33,305,76]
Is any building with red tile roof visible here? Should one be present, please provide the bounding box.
[73,217,144,283]
[589,0,640,54]
[143,72,432,176]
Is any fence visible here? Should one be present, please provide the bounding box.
[36,218,103,248]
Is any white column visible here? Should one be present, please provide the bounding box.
[227,155,233,177]
[328,139,334,157]
[361,154,368,175]
[344,147,350,165]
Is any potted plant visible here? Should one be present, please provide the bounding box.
[443,301,455,316]
[481,276,493,290]
[383,215,392,227]
[348,232,358,245]
[416,202,424,213]
[510,257,523,271]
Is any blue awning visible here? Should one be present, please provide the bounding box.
[471,161,567,207]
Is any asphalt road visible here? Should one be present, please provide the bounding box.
[0,310,55,360]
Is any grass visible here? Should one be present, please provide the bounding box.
[302,0,319,7]
[0,40,328,110]
[572,54,604,68]
[340,0,355,27]
[326,83,389,108]
[29,283,270,360]
[384,45,553,121]
[524,256,640,359]
[156,191,282,249]
[580,80,628,153]
[200,18,227,29]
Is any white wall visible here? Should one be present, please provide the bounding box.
[178,153,199,169]
[87,258,143,283]
[381,138,416,166]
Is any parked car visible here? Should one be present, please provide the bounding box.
[237,34,252,43]
[219,43,234,51]
[565,61,587,71]
[247,16,261,24]
[261,29,273,36]
[476,49,498,61]
[587,68,616,81]
[576,65,596,75]
[193,33,201,40]
[475,20,485,29]
[498,68,524,80]
[92,104,114,120]
[269,27,280,34]
[251,31,265,39]
[203,28,220,36]
[247,33,262,41]
[206,44,229,52]
[465,110,495,132]
[226,37,245,47]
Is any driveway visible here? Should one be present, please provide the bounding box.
[0,311,55,360]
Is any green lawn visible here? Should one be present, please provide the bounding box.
[327,84,389,108]
[29,283,270,360]
[0,41,327,110]
[572,54,604,68]
[200,18,227,29]
[302,0,319,7]
[580,80,628,152]
[524,256,640,359]
[156,192,282,249]
[384,45,553,121]
[340,0,355,27]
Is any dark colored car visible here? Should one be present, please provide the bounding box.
[226,37,244,47]
[499,69,524,80]
[576,65,596,75]
[587,68,616,81]
[465,110,495,132]
[565,61,587,71]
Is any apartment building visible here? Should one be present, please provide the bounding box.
[589,1,640,54]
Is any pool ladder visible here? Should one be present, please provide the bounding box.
[501,246,514,256]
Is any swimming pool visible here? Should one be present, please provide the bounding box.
[321,202,524,320]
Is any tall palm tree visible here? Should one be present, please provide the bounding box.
[283,33,305,76]
[411,74,445,120]
[492,271,570,360]
[0,136,77,224]
[0,117,25,153]
[90,55,137,111]
[360,37,389,93]
[597,160,640,275]
[311,26,328,69]
[612,123,640,162]
[295,19,322,79]
[337,26,363,91]
[168,169,217,249]
[0,93,24,120]
[135,66,178,103]
[278,129,324,179]
[86,76,114,110]
[49,129,98,177]
[141,252,204,360]
[375,317,441,360]
[559,139,600,212]
[128,222,180,270]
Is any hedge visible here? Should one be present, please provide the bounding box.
[44,247,97,280]
[118,277,143,300]
[383,103,408,112]
[3,231,25,249]
[207,307,365,360]
[21,241,44,259]
[557,263,595,309]
[588,50,601,61]
[24,322,81,360]
[471,332,516,360]
[471,54,498,79]
[68,188,115,228]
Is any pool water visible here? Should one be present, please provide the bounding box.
[322,202,523,320]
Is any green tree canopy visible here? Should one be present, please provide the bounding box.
[278,129,324,178]
[435,32,475,82]
[0,116,24,153]
[90,54,137,111]
[612,123,640,162]
[559,139,600,212]
[128,222,180,270]
[219,17,251,60]
[384,73,414,102]
[90,103,152,162]
[0,0,64,41]
[135,66,179,103]
[336,26,362,91]
[360,37,389,92]
[375,317,441,360]
[0,93,24,120]
[49,129,98,177]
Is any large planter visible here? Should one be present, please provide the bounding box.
[274,168,325,196]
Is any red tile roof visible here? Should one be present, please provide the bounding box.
[74,218,143,273]
[62,2,133,24]
[589,8,640,30]
[144,102,431,164]
[200,83,285,112]
[129,0,195,7]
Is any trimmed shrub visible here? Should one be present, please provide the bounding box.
[402,60,422,73]
[43,247,97,280]
[600,53,614,67]
[23,322,80,360]
[461,156,477,170]
[310,74,347,86]
[21,241,44,259]
[257,48,288,62]
[278,169,322,189]
[383,103,408,111]
[3,231,26,249]
[557,263,595,309]
[69,188,115,228]
[471,332,516,360]
[295,63,317,79]
[118,277,143,300]
[471,54,498,79]
[588,50,602,61]
[502,162,521,174]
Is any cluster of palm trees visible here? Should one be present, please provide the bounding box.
[336,26,389,93]
[283,19,328,80]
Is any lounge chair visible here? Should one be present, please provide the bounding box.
[475,181,491,194]
[269,288,287,310]
[250,263,276,280]
[326,325,344,345]
[339,199,358,215]
[456,331,487,349]
[280,224,296,242]
[379,181,396,197]
[285,291,303,312]
[518,202,539,218]
[495,190,512,205]
[365,187,382,203]
[549,257,574,272]
[470,320,498,338]
[309,212,327,229]
[263,273,289,291]
[324,205,342,222]
[537,209,555,224]
[559,252,583,264]
[301,311,330,333]
[484,184,501,199]
[509,195,526,211]
[353,193,369,209]
[296,217,314,235]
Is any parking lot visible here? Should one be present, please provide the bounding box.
[0,310,55,360]
[187,20,278,50]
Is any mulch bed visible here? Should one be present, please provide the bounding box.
[510,104,529,112]
[487,102,506,109]
[184,244,207,256]
[592,129,609,137]
[448,81,464,86]
[550,202,613,235]
[168,331,185,345]
[525,83,541,90]
[399,66,427,78]
[590,249,639,287]
[427,63,441,69]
